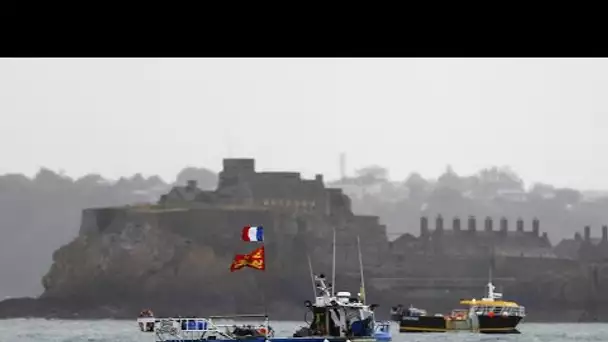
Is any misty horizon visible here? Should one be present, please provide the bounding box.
[1,160,606,194]
[2,58,608,190]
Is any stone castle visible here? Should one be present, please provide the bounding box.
[155,158,607,265]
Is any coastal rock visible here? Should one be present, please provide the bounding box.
[26,204,361,319]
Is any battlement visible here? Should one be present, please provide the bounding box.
[258,172,301,180]
[420,215,543,237]
[222,158,255,174]
[555,224,608,260]
[573,224,608,243]
[412,214,553,258]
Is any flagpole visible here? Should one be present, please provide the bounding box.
[331,228,336,297]
[260,230,267,317]
[307,254,317,298]
[357,235,366,304]
[236,225,268,321]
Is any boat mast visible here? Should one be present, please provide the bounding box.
[489,245,494,283]
[307,254,317,298]
[357,235,366,304]
[486,246,497,300]
[331,228,336,297]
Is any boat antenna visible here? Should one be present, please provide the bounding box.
[487,246,495,299]
[489,263,493,284]
[488,247,496,283]
[307,253,317,298]
[357,235,366,304]
[331,228,336,297]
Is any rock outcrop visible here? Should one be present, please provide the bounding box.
[8,200,382,319]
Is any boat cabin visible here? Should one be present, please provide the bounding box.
[458,282,526,318]
[459,299,526,317]
[404,306,427,317]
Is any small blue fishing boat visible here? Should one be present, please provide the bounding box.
[372,321,392,342]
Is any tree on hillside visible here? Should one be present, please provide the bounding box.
[437,165,465,191]
[34,168,73,191]
[471,166,524,198]
[554,188,582,206]
[74,174,104,187]
[354,165,389,185]
[477,166,524,191]
[404,172,430,201]
[530,182,555,196]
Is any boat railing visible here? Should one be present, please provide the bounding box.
[151,314,271,341]
[470,305,525,317]
[374,321,391,332]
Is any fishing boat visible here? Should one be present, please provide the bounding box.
[137,313,274,341]
[291,233,389,342]
[291,273,377,342]
[372,321,391,342]
[397,280,525,334]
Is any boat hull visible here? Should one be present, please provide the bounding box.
[399,316,447,333]
[373,331,391,342]
[389,313,401,322]
[477,315,522,334]
[399,315,522,334]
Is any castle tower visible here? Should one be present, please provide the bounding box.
[516,218,524,232]
[436,214,444,232]
[420,216,429,237]
[453,217,461,232]
[485,216,493,232]
[532,218,540,237]
[218,158,255,190]
[468,215,476,233]
[500,217,508,236]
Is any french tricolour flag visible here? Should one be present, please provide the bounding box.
[242,226,264,242]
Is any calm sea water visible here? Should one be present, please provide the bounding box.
[0,319,607,342]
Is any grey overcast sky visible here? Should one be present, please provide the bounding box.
[0,58,607,189]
